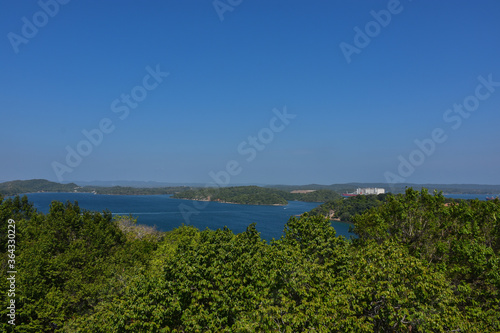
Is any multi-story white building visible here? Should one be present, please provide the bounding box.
[355,188,385,195]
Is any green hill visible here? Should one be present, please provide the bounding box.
[173,185,289,205]
[172,186,341,205]
[0,179,79,196]
[0,179,190,197]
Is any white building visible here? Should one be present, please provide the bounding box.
[355,188,385,195]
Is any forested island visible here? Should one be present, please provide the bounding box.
[1,188,499,331]
[172,186,341,205]
[0,179,189,197]
[172,186,288,205]
[0,180,342,205]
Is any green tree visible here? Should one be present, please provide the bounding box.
[352,188,500,331]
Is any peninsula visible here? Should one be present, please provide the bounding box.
[172,186,342,205]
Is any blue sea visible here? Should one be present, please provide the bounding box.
[21,193,355,241]
[444,194,498,200]
[18,193,493,241]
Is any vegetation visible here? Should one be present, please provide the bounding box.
[173,186,289,205]
[173,186,341,205]
[3,179,499,199]
[310,193,390,222]
[270,183,500,195]
[310,193,461,222]
[0,196,160,332]
[0,179,189,196]
[352,188,500,331]
[0,179,80,196]
[0,188,499,331]
[81,186,189,196]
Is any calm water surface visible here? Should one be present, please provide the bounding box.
[22,193,355,241]
[444,194,498,200]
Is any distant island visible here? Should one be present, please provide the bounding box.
[172,186,342,205]
[0,179,189,197]
[173,186,288,205]
[0,180,342,205]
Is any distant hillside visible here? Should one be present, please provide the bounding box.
[81,185,189,195]
[0,179,79,196]
[172,186,341,205]
[173,186,289,205]
[0,179,190,197]
[67,180,206,188]
[268,183,500,195]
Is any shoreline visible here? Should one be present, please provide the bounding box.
[173,196,288,207]
[8,192,289,206]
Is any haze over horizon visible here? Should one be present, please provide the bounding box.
[2,178,500,188]
[2,1,499,185]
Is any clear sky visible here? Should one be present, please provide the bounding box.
[1,0,499,185]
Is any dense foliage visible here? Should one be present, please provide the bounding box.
[82,186,188,196]
[352,188,500,330]
[1,188,499,332]
[173,186,289,205]
[310,193,389,222]
[173,186,341,205]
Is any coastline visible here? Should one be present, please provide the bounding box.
[11,192,289,207]
[173,196,288,206]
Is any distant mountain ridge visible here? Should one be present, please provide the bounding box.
[64,180,207,188]
[0,179,80,196]
[63,180,271,188]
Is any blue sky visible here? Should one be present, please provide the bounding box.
[1,0,499,185]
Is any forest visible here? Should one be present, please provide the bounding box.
[173,186,341,205]
[309,193,464,223]
[0,188,499,332]
[309,193,390,222]
[0,179,189,197]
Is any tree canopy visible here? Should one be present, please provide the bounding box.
[310,193,389,222]
[0,188,499,331]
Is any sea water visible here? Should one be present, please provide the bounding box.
[21,193,356,241]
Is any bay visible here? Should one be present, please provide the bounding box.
[444,194,498,200]
[21,193,355,241]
